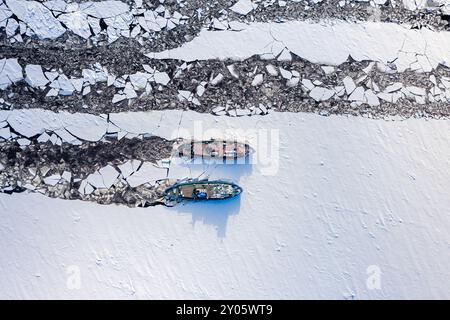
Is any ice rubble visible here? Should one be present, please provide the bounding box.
[0,0,188,43]
[76,160,167,196]
[1,0,448,45]
[0,61,172,102]
[403,0,450,12]
[2,57,450,110]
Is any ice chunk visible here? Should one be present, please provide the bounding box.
[196,84,206,97]
[0,127,11,139]
[107,74,116,86]
[85,165,118,189]
[210,73,224,86]
[70,78,84,92]
[385,82,403,93]
[342,76,356,95]
[364,89,380,107]
[126,162,167,187]
[80,1,129,19]
[265,64,278,76]
[405,86,426,96]
[129,72,151,90]
[377,92,393,103]
[178,90,193,102]
[118,160,139,179]
[279,68,292,80]
[37,132,50,143]
[153,71,170,86]
[302,79,315,91]
[0,58,23,89]
[98,165,119,189]
[147,19,450,73]
[88,16,101,35]
[277,49,292,62]
[309,87,335,102]
[45,71,58,82]
[6,0,65,39]
[348,86,365,102]
[236,108,251,116]
[251,74,264,86]
[286,77,300,87]
[58,11,91,39]
[25,64,49,87]
[5,17,18,37]
[112,94,126,103]
[227,64,239,79]
[0,4,13,22]
[43,174,61,186]
[55,74,75,95]
[321,66,335,75]
[62,171,72,182]
[85,172,105,189]
[64,113,108,142]
[54,128,79,144]
[17,138,31,146]
[46,88,58,97]
[124,82,137,99]
[230,0,257,15]
[334,86,345,97]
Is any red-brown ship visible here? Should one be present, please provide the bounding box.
[173,139,253,159]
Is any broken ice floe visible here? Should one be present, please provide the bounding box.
[0,131,247,208]
[0,108,257,149]
[0,132,174,206]
[0,60,172,102]
[1,0,449,47]
[147,20,450,73]
[0,0,188,44]
[2,56,450,118]
[402,0,450,13]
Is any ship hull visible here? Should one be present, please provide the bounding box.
[174,139,253,160]
[163,179,242,205]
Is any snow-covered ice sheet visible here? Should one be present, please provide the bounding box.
[1,112,450,299]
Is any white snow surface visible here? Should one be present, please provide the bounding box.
[1,111,450,299]
[147,20,450,72]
